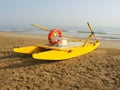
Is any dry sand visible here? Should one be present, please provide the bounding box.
[0,32,120,90]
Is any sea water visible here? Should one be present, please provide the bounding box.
[0,25,120,40]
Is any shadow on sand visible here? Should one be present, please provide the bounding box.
[0,51,61,69]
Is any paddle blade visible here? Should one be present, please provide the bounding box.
[31,24,50,31]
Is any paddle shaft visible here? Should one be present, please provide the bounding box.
[87,22,98,42]
[31,24,50,31]
[32,24,72,38]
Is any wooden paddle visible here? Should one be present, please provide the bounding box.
[31,24,72,38]
[87,22,98,42]
[31,24,50,31]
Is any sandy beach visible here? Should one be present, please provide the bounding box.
[0,32,120,90]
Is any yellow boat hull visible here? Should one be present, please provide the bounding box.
[13,41,100,60]
[13,46,40,54]
[32,42,100,60]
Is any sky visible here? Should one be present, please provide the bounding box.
[0,0,120,27]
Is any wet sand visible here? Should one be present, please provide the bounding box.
[0,32,120,90]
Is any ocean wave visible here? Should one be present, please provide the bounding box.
[77,31,107,34]
[0,25,120,40]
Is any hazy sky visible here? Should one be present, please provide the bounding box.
[0,0,120,27]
